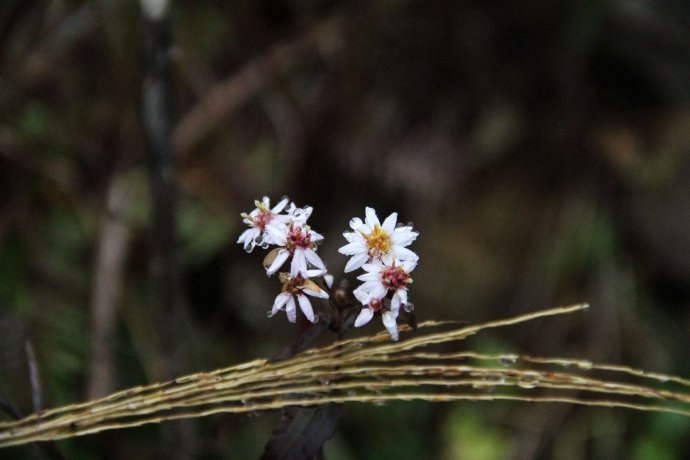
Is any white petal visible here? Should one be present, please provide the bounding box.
[364,207,380,228]
[342,231,356,243]
[356,272,380,282]
[382,309,398,326]
[237,228,252,243]
[310,230,324,242]
[382,312,399,341]
[338,241,366,256]
[391,293,401,312]
[362,261,384,272]
[344,253,369,273]
[296,294,316,323]
[289,205,313,223]
[381,253,394,265]
[402,258,418,273]
[237,228,259,250]
[397,289,408,308]
[354,307,375,327]
[324,274,334,288]
[355,280,379,290]
[272,197,289,213]
[265,224,287,246]
[358,283,386,300]
[302,279,329,298]
[349,217,364,231]
[392,227,418,246]
[353,286,371,304]
[304,249,326,269]
[300,206,313,219]
[303,287,329,299]
[381,212,398,234]
[266,250,290,275]
[286,297,297,323]
[290,250,308,277]
[393,247,418,263]
[305,268,328,278]
[271,292,291,316]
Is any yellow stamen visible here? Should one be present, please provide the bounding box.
[362,224,391,257]
[254,200,268,212]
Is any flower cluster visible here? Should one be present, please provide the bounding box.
[237,198,419,341]
[237,197,329,324]
[339,208,418,340]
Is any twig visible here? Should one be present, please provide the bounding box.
[24,342,42,413]
[0,392,23,421]
[86,177,133,399]
[140,0,180,380]
[173,13,345,158]
[11,3,97,88]
[0,390,67,459]
[140,2,197,457]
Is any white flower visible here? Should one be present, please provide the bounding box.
[353,258,416,313]
[339,207,418,272]
[237,197,290,252]
[351,258,417,341]
[269,272,329,323]
[352,294,401,341]
[263,222,326,277]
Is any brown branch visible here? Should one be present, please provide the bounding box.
[24,342,42,413]
[140,0,181,381]
[86,177,133,399]
[172,13,345,158]
[10,3,98,88]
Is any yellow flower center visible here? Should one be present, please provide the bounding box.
[363,224,391,258]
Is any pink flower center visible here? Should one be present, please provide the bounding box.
[369,298,384,312]
[381,266,411,290]
[253,210,273,229]
[286,225,312,251]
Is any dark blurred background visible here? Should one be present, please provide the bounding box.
[1,0,690,458]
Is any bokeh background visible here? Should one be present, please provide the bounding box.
[2,0,690,458]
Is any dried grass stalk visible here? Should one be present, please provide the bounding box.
[2,303,689,448]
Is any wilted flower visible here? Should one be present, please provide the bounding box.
[339,207,418,272]
[269,272,329,323]
[237,197,289,252]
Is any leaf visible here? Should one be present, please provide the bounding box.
[261,404,343,460]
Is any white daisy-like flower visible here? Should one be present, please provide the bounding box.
[269,271,329,323]
[263,222,326,277]
[352,293,401,341]
[237,196,290,252]
[339,207,418,273]
[353,258,416,313]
